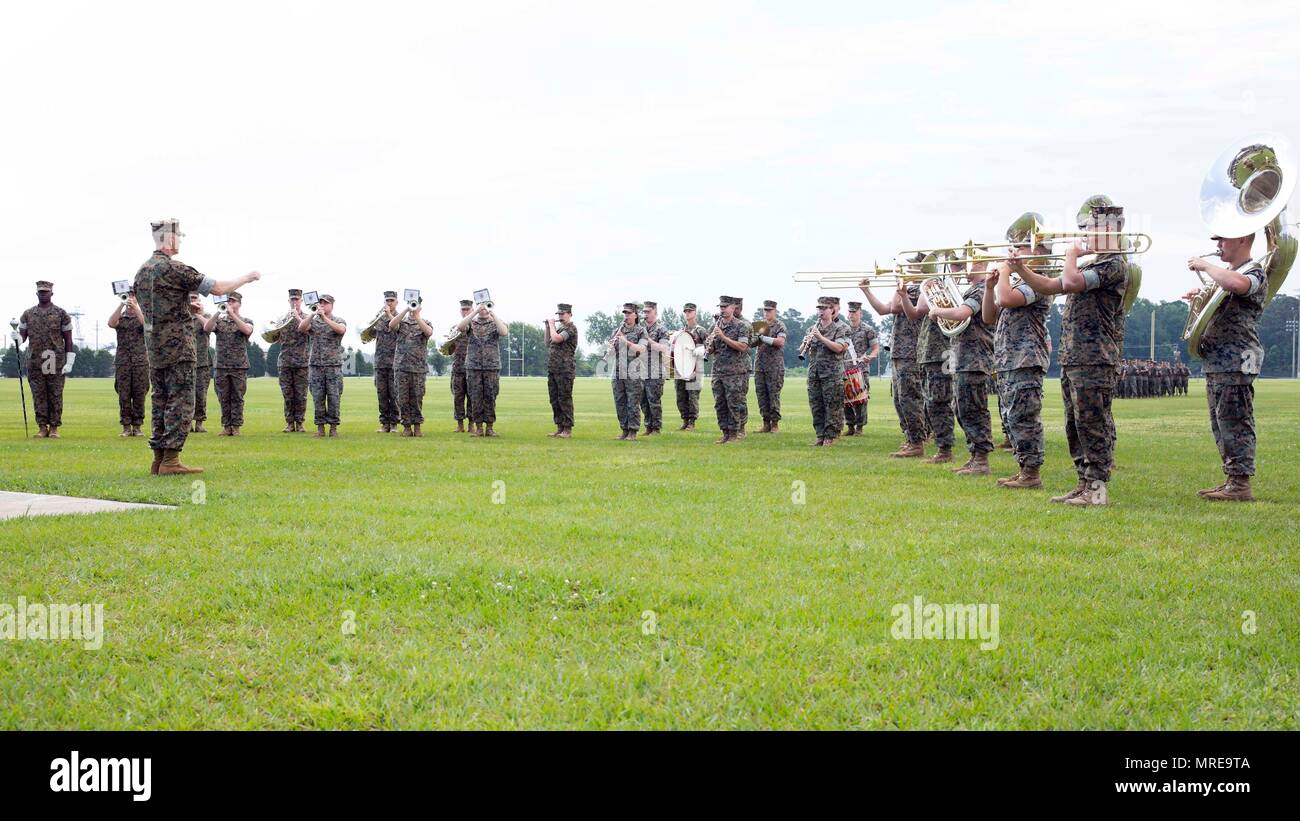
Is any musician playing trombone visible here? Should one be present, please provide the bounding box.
[920,253,994,475]
[902,257,956,464]
[1013,200,1129,505]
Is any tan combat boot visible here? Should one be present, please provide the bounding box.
[131,425,143,437]
[1197,479,1228,497]
[1204,475,1253,502]
[150,448,163,475]
[455,420,465,433]
[625,430,637,441]
[328,424,338,437]
[195,421,207,433]
[952,456,974,473]
[377,423,389,433]
[1051,479,1088,503]
[401,425,413,437]
[485,425,497,437]
[684,421,696,431]
[1002,464,1042,489]
[231,427,241,437]
[314,425,326,438]
[283,422,294,433]
[120,425,131,437]
[556,428,571,439]
[958,452,990,475]
[158,449,203,475]
[715,432,730,444]
[996,470,1023,486]
[822,437,837,447]
[890,441,924,458]
[922,447,953,464]
[1065,479,1108,506]
[218,426,231,436]
[770,421,779,433]
[760,420,772,433]
[413,424,423,438]
[47,427,60,439]
[997,436,1013,450]
[548,428,561,437]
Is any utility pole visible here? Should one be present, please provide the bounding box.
[1149,309,1155,360]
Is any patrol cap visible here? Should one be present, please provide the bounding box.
[150,217,183,236]
[1076,194,1114,228]
[847,301,862,311]
[682,302,697,311]
[556,303,572,314]
[817,296,839,307]
[717,295,738,307]
[383,290,398,299]
[621,302,641,313]
[763,300,777,309]
[643,300,657,310]
[227,291,244,302]
[319,294,335,304]
[459,299,473,307]
[288,288,303,297]
[36,280,53,292]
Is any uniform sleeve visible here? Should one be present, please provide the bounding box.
[1243,264,1266,297]
[1082,258,1125,292]
[18,309,29,331]
[1014,283,1038,305]
[175,261,214,296]
[335,316,348,330]
[60,309,73,332]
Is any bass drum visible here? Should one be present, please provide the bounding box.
[670,330,701,380]
[844,366,868,406]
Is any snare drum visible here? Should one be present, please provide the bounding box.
[844,366,868,406]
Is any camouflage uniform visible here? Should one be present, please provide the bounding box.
[674,324,708,425]
[917,312,955,450]
[953,281,994,455]
[890,285,926,444]
[1059,255,1127,483]
[394,314,432,426]
[806,318,848,440]
[113,309,150,427]
[307,312,347,426]
[465,315,501,425]
[546,318,578,430]
[708,314,751,436]
[370,313,400,428]
[611,321,647,433]
[842,319,876,430]
[993,282,1050,469]
[193,314,213,424]
[1199,260,1267,477]
[19,301,72,429]
[212,310,251,428]
[754,316,787,425]
[639,318,671,432]
[134,251,215,451]
[276,311,309,425]
[451,322,469,422]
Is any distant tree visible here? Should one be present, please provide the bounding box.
[2,345,21,378]
[505,321,546,376]
[69,348,98,377]
[247,343,266,377]
[94,350,115,377]
[428,349,449,376]
[265,342,281,377]
[354,349,374,376]
[660,306,683,331]
[585,311,620,354]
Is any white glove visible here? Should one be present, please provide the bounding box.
[8,330,18,344]
[62,352,76,374]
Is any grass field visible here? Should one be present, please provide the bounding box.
[0,375,1296,729]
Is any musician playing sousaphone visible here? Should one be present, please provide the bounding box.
[841,301,879,437]
[920,248,995,474]
[804,295,849,446]
[672,302,708,431]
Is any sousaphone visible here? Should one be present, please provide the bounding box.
[1185,134,1298,357]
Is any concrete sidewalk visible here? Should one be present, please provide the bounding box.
[0,491,176,521]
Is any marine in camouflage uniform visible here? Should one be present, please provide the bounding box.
[639,301,671,435]
[304,295,347,435]
[1193,244,1269,501]
[841,302,878,435]
[134,218,258,474]
[369,291,400,432]
[276,289,310,431]
[915,305,955,459]
[450,299,472,430]
[673,303,708,430]
[210,292,252,434]
[707,296,751,443]
[753,299,787,433]
[609,302,648,440]
[110,292,149,436]
[392,304,433,435]
[889,283,927,456]
[460,306,506,436]
[949,276,995,473]
[805,296,849,445]
[545,303,578,437]
[191,299,213,432]
[18,281,74,438]
[992,262,1051,487]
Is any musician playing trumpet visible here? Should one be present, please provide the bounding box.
[805,295,849,447]
[108,286,148,437]
[609,302,648,440]
[388,295,433,436]
[369,291,401,433]
[276,288,311,432]
[455,299,508,437]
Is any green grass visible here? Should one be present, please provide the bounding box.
[0,375,1296,729]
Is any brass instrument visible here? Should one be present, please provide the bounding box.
[1185,134,1297,357]
[438,323,465,356]
[261,311,300,344]
[749,319,770,346]
[359,308,392,344]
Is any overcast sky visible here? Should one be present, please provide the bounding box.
[3,0,1298,351]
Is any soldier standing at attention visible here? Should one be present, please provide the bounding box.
[456,301,508,437]
[753,299,787,433]
[190,294,213,433]
[276,289,310,432]
[545,303,578,438]
[673,303,708,431]
[19,281,75,439]
[369,291,400,433]
[903,265,956,462]
[841,301,880,437]
[388,296,433,436]
[639,301,672,436]
[206,292,253,436]
[299,295,347,437]
[860,273,926,457]
[450,299,472,432]
[805,296,849,446]
[134,218,260,474]
[706,295,751,444]
[108,287,149,437]
[1183,231,1269,502]
[609,302,648,440]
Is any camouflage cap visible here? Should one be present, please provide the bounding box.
[319,294,335,304]
[621,302,641,313]
[227,291,244,302]
[763,300,777,309]
[1076,194,1114,228]
[717,295,737,307]
[643,300,657,309]
[150,217,183,236]
[1005,212,1044,244]
[36,280,53,292]
[383,290,398,299]
[682,302,697,311]
[847,301,862,311]
[288,288,303,297]
[459,299,473,307]
[556,303,573,314]
[817,295,839,307]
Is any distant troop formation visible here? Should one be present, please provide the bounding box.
[1118,359,1189,398]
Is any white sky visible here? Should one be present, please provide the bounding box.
[3,0,1298,350]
